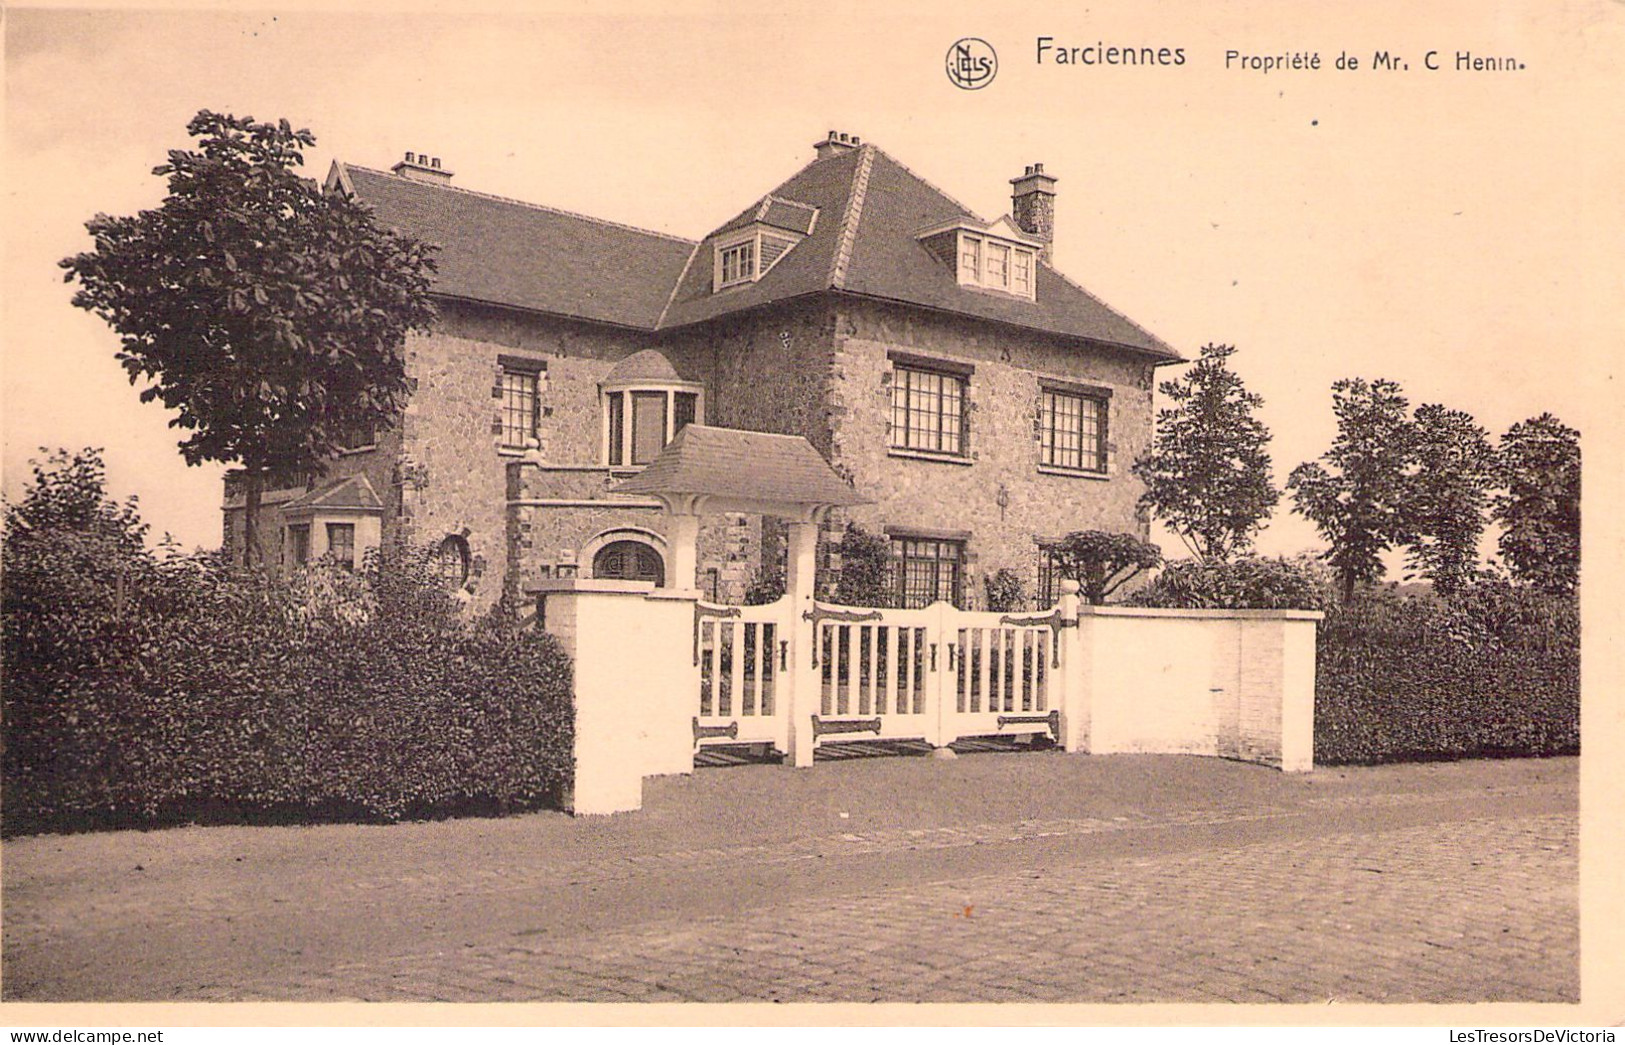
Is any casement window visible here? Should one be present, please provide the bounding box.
[893,536,966,609]
[719,241,756,287]
[1036,545,1064,606]
[1039,385,1109,474]
[499,368,540,449]
[604,386,703,468]
[288,524,311,566]
[326,522,356,570]
[919,221,1040,301]
[889,361,969,457]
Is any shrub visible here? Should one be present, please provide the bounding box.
[3,453,573,835]
[1314,581,1578,764]
[983,568,1026,613]
[1046,531,1161,605]
[831,523,894,607]
[1126,555,1333,611]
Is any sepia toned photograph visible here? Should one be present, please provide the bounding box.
[2,0,1619,1027]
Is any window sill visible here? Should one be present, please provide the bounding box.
[1038,465,1110,481]
[888,448,974,467]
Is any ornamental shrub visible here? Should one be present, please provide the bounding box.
[983,568,1026,613]
[2,453,573,835]
[1126,554,1333,611]
[1314,581,1578,764]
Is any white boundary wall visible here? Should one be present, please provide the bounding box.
[536,579,1322,814]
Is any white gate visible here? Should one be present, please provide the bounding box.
[693,597,790,751]
[691,600,1058,756]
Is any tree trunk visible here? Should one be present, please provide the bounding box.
[242,469,264,567]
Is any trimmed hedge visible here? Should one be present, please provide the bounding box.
[1314,581,1578,764]
[1125,555,1332,611]
[3,537,573,836]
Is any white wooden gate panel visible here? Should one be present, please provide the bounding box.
[695,598,789,750]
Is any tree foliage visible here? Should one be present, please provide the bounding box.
[1046,530,1162,605]
[1403,404,1495,595]
[59,110,438,564]
[1132,343,1277,561]
[1287,378,1416,600]
[1493,413,1581,595]
[831,523,894,606]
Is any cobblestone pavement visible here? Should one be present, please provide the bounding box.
[238,813,1577,1004]
[3,755,1578,1004]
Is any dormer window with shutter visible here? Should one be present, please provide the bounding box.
[917,216,1043,301]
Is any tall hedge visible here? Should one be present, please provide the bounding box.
[1314,581,1578,764]
[3,481,573,835]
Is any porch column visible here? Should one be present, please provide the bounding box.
[666,510,701,591]
[784,518,820,767]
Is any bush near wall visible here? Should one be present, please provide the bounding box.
[3,527,573,836]
[1314,581,1578,765]
[1128,557,1578,764]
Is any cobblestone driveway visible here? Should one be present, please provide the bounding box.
[3,754,1578,1004]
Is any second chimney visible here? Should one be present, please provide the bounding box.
[391,151,455,185]
[1010,162,1058,256]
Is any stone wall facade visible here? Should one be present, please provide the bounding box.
[222,291,1163,612]
[827,297,1158,607]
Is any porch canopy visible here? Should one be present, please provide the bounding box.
[612,424,869,594]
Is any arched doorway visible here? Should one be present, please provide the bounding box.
[591,539,665,585]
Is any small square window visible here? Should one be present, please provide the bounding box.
[720,241,756,286]
[1040,389,1107,472]
[889,364,967,456]
[893,537,965,609]
[326,523,356,570]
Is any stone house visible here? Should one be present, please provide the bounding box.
[222,131,1183,610]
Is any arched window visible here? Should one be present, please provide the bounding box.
[434,535,471,591]
[591,540,665,585]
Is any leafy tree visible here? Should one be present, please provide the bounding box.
[1287,378,1416,601]
[1493,413,1580,595]
[1046,530,1162,605]
[1403,404,1495,595]
[60,110,438,565]
[1132,343,1278,560]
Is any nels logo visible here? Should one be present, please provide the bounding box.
[946,38,997,90]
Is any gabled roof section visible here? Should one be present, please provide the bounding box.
[659,145,1179,360]
[334,162,695,330]
[612,425,869,508]
[284,474,384,512]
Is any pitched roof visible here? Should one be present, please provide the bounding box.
[283,474,384,512]
[333,143,1179,359]
[335,164,695,330]
[612,425,870,508]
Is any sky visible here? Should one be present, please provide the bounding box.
[4,1,1620,567]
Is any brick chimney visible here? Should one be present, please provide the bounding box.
[1010,162,1058,256]
[391,151,454,184]
[812,130,862,161]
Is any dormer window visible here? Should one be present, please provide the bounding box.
[710,198,818,293]
[917,217,1043,301]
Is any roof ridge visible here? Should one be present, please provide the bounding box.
[1038,260,1180,358]
[828,144,877,289]
[343,163,697,246]
[655,240,703,330]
